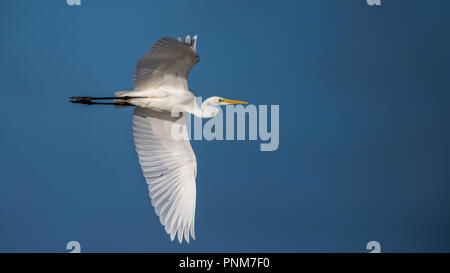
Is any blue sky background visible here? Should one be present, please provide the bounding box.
[0,0,449,252]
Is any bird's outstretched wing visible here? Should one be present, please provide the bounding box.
[133,107,197,243]
[134,35,199,91]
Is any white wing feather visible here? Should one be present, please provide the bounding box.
[133,37,199,91]
[133,107,197,243]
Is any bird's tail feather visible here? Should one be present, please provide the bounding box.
[113,90,136,107]
[114,90,131,97]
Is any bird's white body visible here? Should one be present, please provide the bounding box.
[117,87,195,113]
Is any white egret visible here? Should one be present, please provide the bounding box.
[70,35,248,243]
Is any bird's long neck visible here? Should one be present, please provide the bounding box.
[182,100,216,118]
[175,95,218,118]
[192,102,205,118]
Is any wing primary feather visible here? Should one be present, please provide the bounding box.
[192,35,197,50]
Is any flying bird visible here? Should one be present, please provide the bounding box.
[70,35,248,243]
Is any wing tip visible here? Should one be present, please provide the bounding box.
[192,35,198,51]
[181,34,198,51]
[165,223,195,244]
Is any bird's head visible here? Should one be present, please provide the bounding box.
[201,96,248,118]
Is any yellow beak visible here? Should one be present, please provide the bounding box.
[219,98,248,104]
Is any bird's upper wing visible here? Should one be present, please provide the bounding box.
[133,107,197,243]
[134,35,199,91]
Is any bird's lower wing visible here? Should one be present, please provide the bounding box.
[133,107,197,243]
